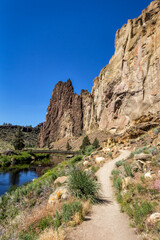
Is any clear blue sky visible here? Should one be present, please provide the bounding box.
[0,0,151,126]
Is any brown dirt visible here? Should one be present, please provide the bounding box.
[67,150,140,240]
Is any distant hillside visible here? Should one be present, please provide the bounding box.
[0,123,42,150]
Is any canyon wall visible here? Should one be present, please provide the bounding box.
[89,0,160,134]
[39,0,160,147]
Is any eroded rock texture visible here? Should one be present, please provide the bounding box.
[39,1,160,147]
[89,0,160,134]
[39,80,83,147]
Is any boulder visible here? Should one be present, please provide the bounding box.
[95,157,105,164]
[134,153,152,161]
[48,187,69,203]
[144,172,152,179]
[54,176,68,185]
[103,147,111,153]
[83,161,89,166]
[147,213,160,226]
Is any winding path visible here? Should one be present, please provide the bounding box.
[68,150,139,240]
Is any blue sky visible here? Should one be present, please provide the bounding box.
[0,0,152,126]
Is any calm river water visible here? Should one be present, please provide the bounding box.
[0,169,38,196]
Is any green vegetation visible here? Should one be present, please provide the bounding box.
[115,159,124,167]
[13,127,25,150]
[80,135,91,150]
[0,124,40,150]
[129,145,158,159]
[112,141,160,237]
[55,201,83,227]
[83,145,95,156]
[92,138,100,149]
[79,136,101,156]
[71,155,83,164]
[66,141,72,150]
[123,163,134,177]
[0,152,50,171]
[111,169,122,191]
[0,145,100,240]
[68,168,100,203]
[107,151,113,159]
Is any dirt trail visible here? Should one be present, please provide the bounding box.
[68,150,139,240]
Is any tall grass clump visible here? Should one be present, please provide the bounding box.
[68,168,100,203]
[123,163,134,177]
[115,159,124,167]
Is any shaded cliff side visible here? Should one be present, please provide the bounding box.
[39,0,160,147]
[39,80,83,147]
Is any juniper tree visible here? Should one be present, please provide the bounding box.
[13,127,25,150]
[92,138,100,149]
[66,141,72,150]
[80,135,91,150]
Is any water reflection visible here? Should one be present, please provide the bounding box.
[0,169,38,196]
[9,171,20,186]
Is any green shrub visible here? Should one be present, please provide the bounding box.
[136,183,142,193]
[13,127,25,150]
[149,146,158,155]
[80,135,91,150]
[115,160,124,167]
[71,155,83,164]
[113,177,122,191]
[140,175,145,183]
[54,211,62,230]
[111,169,121,177]
[107,152,113,159]
[62,201,82,223]
[91,165,100,173]
[68,168,100,203]
[66,141,72,150]
[153,126,160,135]
[123,163,134,177]
[0,155,10,167]
[133,201,154,225]
[12,152,32,164]
[37,216,54,231]
[84,145,95,156]
[18,232,35,240]
[92,138,100,149]
[34,153,50,160]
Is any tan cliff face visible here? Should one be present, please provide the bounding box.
[39,0,160,147]
[89,0,160,134]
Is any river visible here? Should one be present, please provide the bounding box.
[0,169,38,196]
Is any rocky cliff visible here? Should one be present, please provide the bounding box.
[39,80,83,147]
[39,0,160,147]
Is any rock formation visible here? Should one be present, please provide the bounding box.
[39,80,83,147]
[89,0,160,134]
[39,0,160,147]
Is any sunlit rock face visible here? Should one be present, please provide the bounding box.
[39,1,160,147]
[89,0,160,134]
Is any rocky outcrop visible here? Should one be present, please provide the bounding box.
[39,79,83,147]
[89,0,160,134]
[39,1,160,147]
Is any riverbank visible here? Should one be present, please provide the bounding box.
[0,145,110,239]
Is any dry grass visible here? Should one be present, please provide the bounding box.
[19,201,63,231]
[82,200,91,216]
[38,228,66,240]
